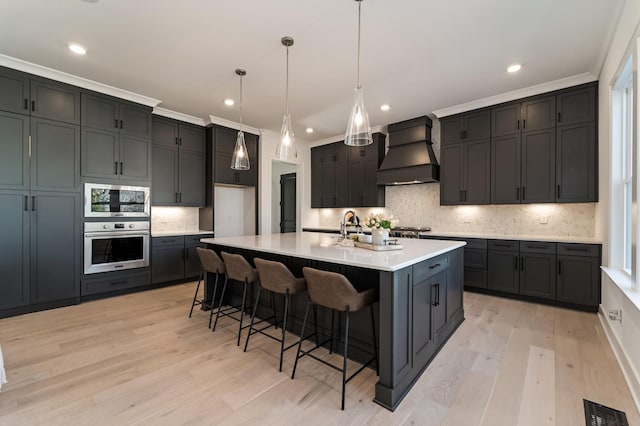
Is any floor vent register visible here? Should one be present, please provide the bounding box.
[584,399,629,426]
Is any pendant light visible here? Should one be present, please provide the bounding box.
[345,0,373,146]
[231,68,250,170]
[276,36,297,161]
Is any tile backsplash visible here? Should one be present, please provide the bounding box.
[151,207,200,233]
[308,183,595,238]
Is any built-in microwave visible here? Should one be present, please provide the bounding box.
[84,183,150,217]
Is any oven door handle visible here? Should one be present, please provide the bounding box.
[84,232,150,238]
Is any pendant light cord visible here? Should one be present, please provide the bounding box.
[285,45,289,115]
[239,75,243,132]
[357,0,361,89]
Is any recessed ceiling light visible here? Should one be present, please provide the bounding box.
[68,43,87,55]
[224,98,235,106]
[380,104,390,111]
[306,128,314,133]
[507,64,522,73]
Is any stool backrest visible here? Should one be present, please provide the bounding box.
[254,258,304,294]
[303,267,368,312]
[196,247,225,274]
[221,252,258,283]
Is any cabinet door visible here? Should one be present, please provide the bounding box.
[184,244,204,279]
[491,134,521,204]
[119,103,152,138]
[557,86,596,126]
[557,255,599,307]
[363,156,383,206]
[440,144,463,205]
[151,245,185,283]
[323,162,337,207]
[151,145,178,205]
[463,139,490,204]
[179,150,205,206]
[519,253,556,300]
[487,251,519,294]
[440,115,464,145]
[0,191,30,309]
[120,134,151,181]
[431,272,448,336]
[335,162,349,207]
[81,128,119,179]
[491,102,520,137]
[179,124,205,154]
[0,111,29,190]
[81,93,119,131]
[214,151,235,185]
[30,79,80,124]
[464,110,490,140]
[30,118,80,192]
[521,96,555,131]
[348,159,364,207]
[0,68,29,115]
[412,274,434,365]
[310,147,324,207]
[556,122,596,202]
[214,126,237,154]
[521,129,555,203]
[334,142,349,162]
[30,192,80,303]
[152,117,179,148]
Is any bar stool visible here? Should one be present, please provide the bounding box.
[215,252,260,346]
[292,267,379,410]
[189,247,226,329]
[244,258,313,372]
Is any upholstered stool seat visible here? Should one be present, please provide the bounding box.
[244,258,314,372]
[189,247,226,328]
[292,267,378,410]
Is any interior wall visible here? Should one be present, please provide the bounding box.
[271,161,298,233]
[151,207,200,233]
[214,185,255,237]
[597,0,640,410]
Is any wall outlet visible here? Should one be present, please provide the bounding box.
[463,216,471,223]
[540,216,548,224]
[609,309,622,322]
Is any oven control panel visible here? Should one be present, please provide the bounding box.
[84,221,150,233]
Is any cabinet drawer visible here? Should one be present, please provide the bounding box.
[152,236,185,247]
[413,254,449,282]
[464,248,487,269]
[519,241,556,254]
[464,238,487,250]
[82,271,151,296]
[557,243,600,258]
[464,268,487,289]
[488,240,518,251]
[185,234,212,245]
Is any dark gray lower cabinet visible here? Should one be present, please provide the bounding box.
[82,269,151,296]
[519,252,556,300]
[487,240,519,294]
[0,191,80,314]
[556,243,601,308]
[152,234,211,284]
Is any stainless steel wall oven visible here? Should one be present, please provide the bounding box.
[84,221,150,274]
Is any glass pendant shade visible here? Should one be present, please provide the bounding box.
[231,130,250,170]
[276,112,297,161]
[345,86,373,146]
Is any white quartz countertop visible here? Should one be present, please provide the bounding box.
[302,227,601,244]
[201,232,465,272]
[152,230,214,237]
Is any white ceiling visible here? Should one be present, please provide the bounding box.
[0,0,623,141]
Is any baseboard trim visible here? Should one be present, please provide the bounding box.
[598,307,640,415]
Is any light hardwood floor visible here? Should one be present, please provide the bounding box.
[0,282,638,425]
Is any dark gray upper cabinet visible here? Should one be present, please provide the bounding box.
[491,102,520,137]
[151,117,205,206]
[310,147,324,208]
[440,139,490,205]
[347,133,386,207]
[520,129,555,203]
[213,125,258,186]
[491,134,521,203]
[0,190,30,310]
[0,68,80,124]
[30,118,80,192]
[556,123,597,202]
[521,96,555,131]
[81,92,152,138]
[120,134,151,180]
[0,111,29,190]
[441,110,490,144]
[82,128,151,181]
[557,85,596,126]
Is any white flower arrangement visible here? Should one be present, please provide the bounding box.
[364,212,398,230]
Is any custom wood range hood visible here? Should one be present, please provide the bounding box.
[376,116,440,185]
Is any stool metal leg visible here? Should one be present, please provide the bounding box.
[341,309,350,411]
[243,285,262,352]
[329,309,335,354]
[271,292,278,330]
[279,290,290,372]
[237,279,249,346]
[188,268,204,318]
[207,272,221,329]
[212,274,229,332]
[313,304,320,347]
[291,300,312,380]
[370,304,379,375]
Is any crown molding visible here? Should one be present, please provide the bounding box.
[0,54,161,107]
[309,124,387,147]
[152,107,206,126]
[206,114,261,135]
[432,72,598,118]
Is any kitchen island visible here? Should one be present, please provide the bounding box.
[201,232,465,411]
